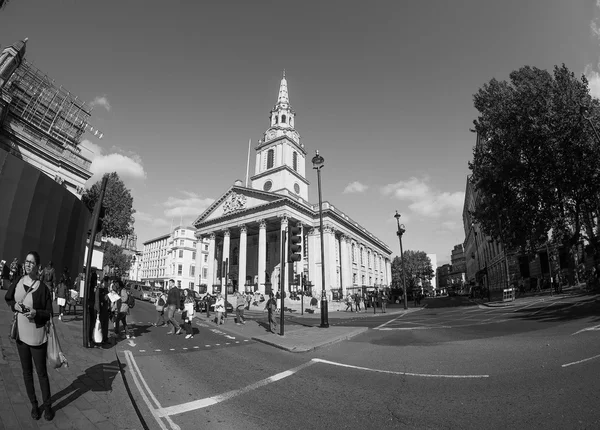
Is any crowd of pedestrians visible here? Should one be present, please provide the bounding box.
[344,290,389,313]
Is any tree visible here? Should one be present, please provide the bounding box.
[82,172,135,239]
[470,64,600,261]
[391,250,434,293]
[102,242,132,278]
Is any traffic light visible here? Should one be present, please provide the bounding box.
[97,205,106,233]
[294,274,300,285]
[288,225,302,262]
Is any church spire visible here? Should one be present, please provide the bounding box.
[276,70,289,106]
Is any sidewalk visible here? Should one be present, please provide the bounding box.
[472,286,581,308]
[0,291,143,430]
[195,306,421,353]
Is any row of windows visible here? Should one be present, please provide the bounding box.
[273,114,293,126]
[143,250,202,268]
[350,243,385,271]
[142,266,209,281]
[265,148,298,171]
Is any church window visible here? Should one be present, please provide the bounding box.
[294,183,300,194]
[267,149,274,169]
[263,180,273,191]
[281,115,286,123]
[275,116,278,124]
[292,151,298,171]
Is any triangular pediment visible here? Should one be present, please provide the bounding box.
[193,185,284,226]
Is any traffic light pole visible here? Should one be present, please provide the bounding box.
[83,176,108,348]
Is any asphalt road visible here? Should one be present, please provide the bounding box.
[118,293,600,430]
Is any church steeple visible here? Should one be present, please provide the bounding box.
[277,70,289,105]
[250,72,309,202]
[0,38,27,89]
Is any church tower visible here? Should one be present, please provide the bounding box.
[250,72,309,201]
[0,38,27,89]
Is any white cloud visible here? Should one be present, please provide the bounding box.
[343,181,369,194]
[134,211,170,229]
[81,140,146,184]
[381,177,465,218]
[585,64,600,99]
[164,191,215,219]
[90,95,111,111]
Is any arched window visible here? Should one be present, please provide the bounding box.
[274,116,278,124]
[351,244,355,262]
[281,115,286,123]
[292,151,298,171]
[267,149,274,169]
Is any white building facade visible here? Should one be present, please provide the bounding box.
[141,227,210,291]
[194,74,392,298]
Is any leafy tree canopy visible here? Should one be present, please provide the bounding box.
[83,172,135,240]
[102,242,132,277]
[391,251,434,292]
[470,64,600,255]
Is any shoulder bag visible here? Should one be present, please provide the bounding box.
[9,280,38,341]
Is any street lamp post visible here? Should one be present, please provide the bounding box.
[394,211,408,310]
[312,150,329,328]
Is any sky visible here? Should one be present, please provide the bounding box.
[1,0,599,266]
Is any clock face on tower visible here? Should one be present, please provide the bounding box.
[263,180,273,192]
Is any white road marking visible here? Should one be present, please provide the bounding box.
[312,358,489,378]
[528,300,563,317]
[378,326,451,330]
[156,360,317,417]
[562,353,600,368]
[123,350,180,430]
[572,324,600,335]
[139,350,146,352]
[374,311,413,330]
[127,339,136,347]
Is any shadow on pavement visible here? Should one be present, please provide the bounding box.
[51,360,123,412]
[511,294,600,323]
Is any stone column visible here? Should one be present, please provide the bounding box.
[238,225,247,292]
[307,227,319,296]
[222,229,230,286]
[323,225,336,299]
[279,215,289,294]
[207,233,216,291]
[340,235,350,295]
[258,219,267,294]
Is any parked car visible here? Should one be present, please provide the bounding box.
[149,287,164,304]
[193,292,234,313]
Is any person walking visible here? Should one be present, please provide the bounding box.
[55,277,67,321]
[354,293,361,312]
[182,289,195,339]
[235,292,246,325]
[153,288,168,327]
[95,278,110,344]
[381,291,388,313]
[111,281,131,339]
[214,293,225,325]
[204,292,212,318]
[263,292,278,333]
[372,292,378,314]
[165,279,182,335]
[5,251,55,421]
[345,294,353,312]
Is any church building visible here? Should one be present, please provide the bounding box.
[193,73,392,299]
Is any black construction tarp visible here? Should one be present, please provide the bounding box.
[0,148,91,276]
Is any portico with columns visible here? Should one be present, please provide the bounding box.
[193,73,392,299]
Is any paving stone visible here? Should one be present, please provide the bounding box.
[0,408,21,430]
[70,395,94,411]
[80,408,108,424]
[10,404,36,430]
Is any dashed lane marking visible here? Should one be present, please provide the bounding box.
[572,324,600,336]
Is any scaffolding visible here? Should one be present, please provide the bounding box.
[4,60,91,148]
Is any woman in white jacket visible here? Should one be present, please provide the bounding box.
[214,294,225,325]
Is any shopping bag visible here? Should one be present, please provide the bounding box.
[9,312,18,341]
[47,319,68,369]
[93,316,103,344]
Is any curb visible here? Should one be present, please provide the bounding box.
[251,327,368,353]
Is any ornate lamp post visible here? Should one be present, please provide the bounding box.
[312,150,328,328]
[394,211,408,310]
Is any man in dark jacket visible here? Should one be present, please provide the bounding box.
[165,279,182,335]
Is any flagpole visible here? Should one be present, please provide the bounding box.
[245,138,251,187]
